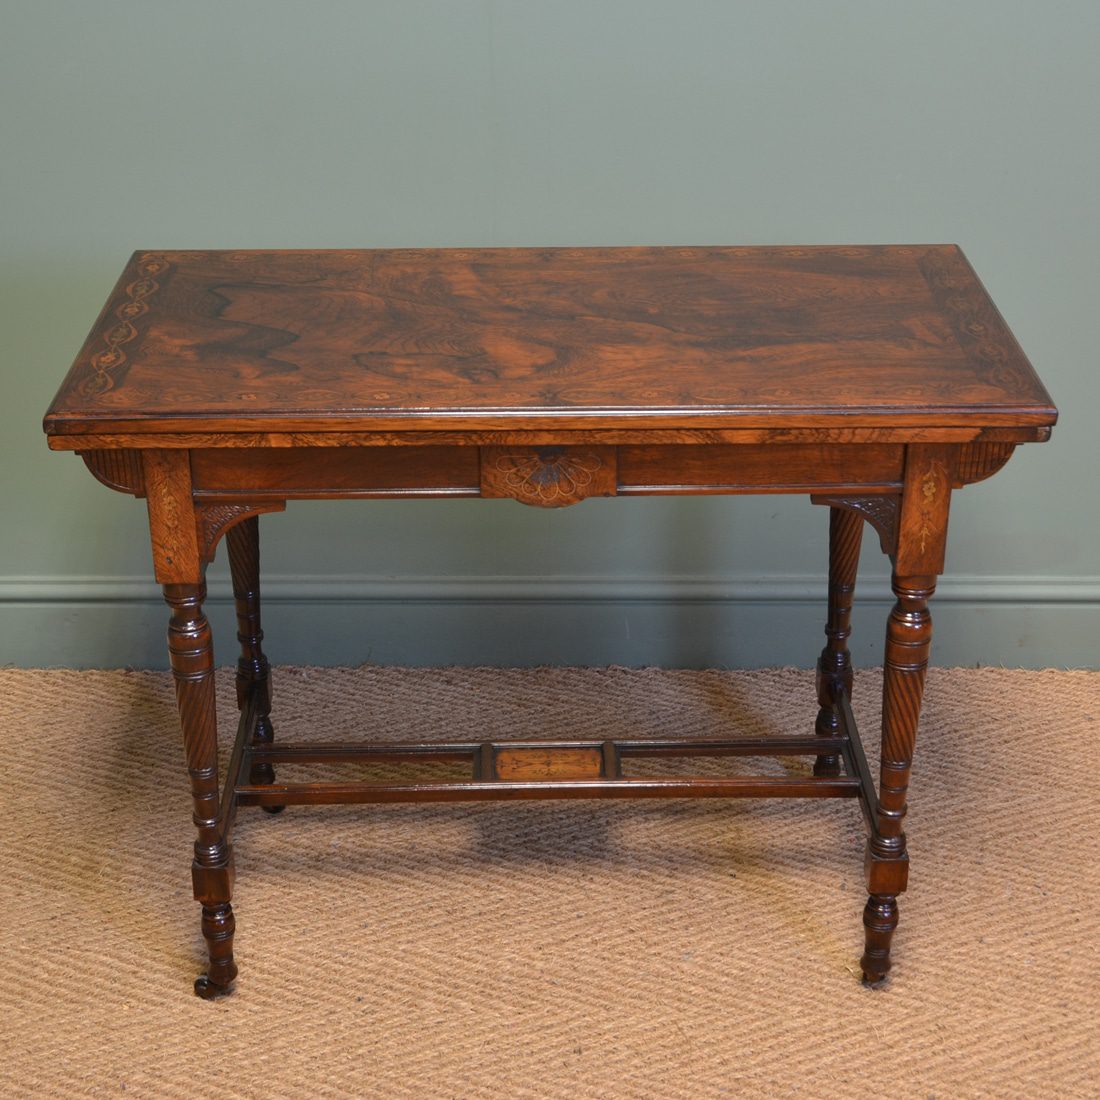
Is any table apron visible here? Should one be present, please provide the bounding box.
[188,442,904,500]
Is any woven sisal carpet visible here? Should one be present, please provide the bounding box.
[2,666,1098,1098]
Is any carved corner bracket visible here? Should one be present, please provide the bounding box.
[480,446,617,508]
[812,494,900,556]
[81,449,147,496]
[196,502,285,565]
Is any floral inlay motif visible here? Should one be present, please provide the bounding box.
[916,460,948,554]
[493,447,604,504]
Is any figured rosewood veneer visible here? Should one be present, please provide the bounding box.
[45,246,1056,998]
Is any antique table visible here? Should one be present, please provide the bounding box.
[43,246,1056,997]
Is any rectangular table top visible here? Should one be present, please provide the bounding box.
[43,245,1056,441]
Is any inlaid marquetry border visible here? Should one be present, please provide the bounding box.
[77,252,169,399]
[917,248,1031,396]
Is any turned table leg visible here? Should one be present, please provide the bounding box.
[860,444,953,983]
[861,572,935,982]
[144,449,238,997]
[164,582,238,998]
[814,506,863,777]
[226,515,282,813]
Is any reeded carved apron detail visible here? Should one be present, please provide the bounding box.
[81,448,147,496]
[954,441,1016,486]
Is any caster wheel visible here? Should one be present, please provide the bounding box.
[262,804,286,815]
[194,975,232,999]
[860,971,888,988]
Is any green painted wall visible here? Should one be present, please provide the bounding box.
[2,1,1097,669]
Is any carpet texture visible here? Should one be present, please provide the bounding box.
[1,665,1098,1098]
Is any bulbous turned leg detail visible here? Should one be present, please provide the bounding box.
[226,516,283,814]
[814,506,863,777]
[193,902,238,998]
[860,894,899,984]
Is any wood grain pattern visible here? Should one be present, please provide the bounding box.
[954,441,1016,485]
[163,581,237,998]
[813,507,864,777]
[225,516,281,807]
[44,246,1057,439]
[47,424,1052,450]
[195,501,285,564]
[916,248,1036,400]
[494,747,604,780]
[480,446,616,507]
[811,494,899,555]
[236,776,862,806]
[895,444,956,575]
[142,450,201,584]
[76,253,169,399]
[81,448,146,495]
[618,443,903,493]
[187,443,908,501]
[861,571,938,983]
[191,445,480,498]
[43,245,1058,995]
